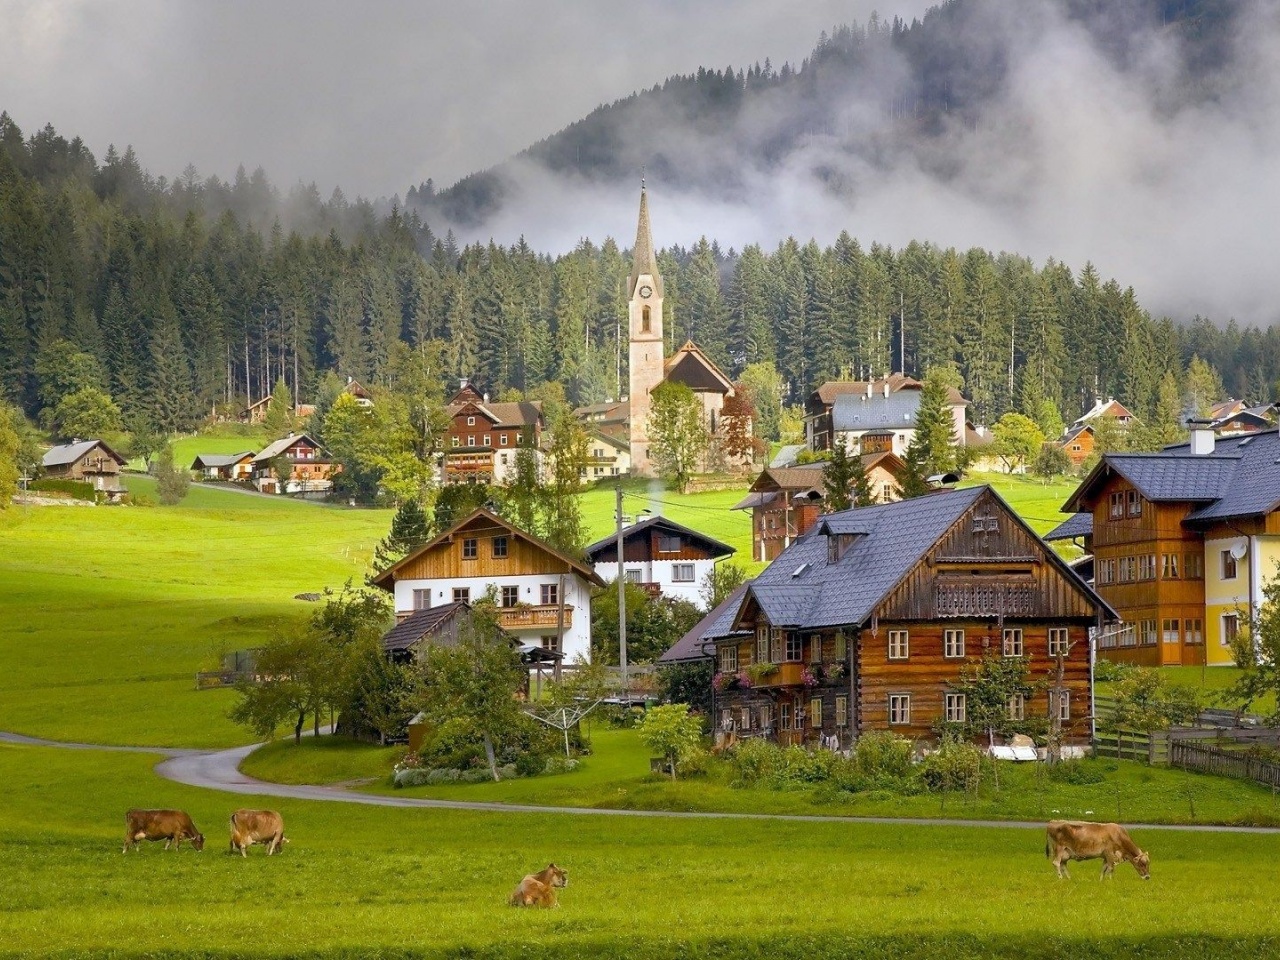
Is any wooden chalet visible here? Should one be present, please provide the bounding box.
[583,514,734,605]
[1056,426,1280,667]
[41,439,127,496]
[250,433,337,494]
[701,486,1112,750]
[443,381,544,485]
[804,375,968,454]
[371,508,604,662]
[733,454,905,563]
[190,451,254,481]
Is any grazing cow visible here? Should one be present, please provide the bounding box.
[1046,820,1150,879]
[122,809,205,853]
[508,863,568,907]
[228,809,286,857]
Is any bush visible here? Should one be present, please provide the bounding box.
[1094,659,1134,683]
[850,731,916,781]
[919,736,984,792]
[727,737,782,786]
[544,757,580,775]
[417,718,487,771]
[1046,758,1106,784]
[514,751,546,777]
[28,478,95,501]
[676,745,712,778]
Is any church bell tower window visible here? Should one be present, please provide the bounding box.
[642,305,651,333]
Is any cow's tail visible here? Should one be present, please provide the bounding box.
[1045,831,1051,860]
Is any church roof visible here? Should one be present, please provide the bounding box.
[628,187,663,299]
[664,341,734,394]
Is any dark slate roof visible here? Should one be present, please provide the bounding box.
[42,439,126,468]
[658,582,752,663]
[831,390,921,432]
[713,487,987,635]
[190,452,254,469]
[1045,512,1093,542]
[731,490,778,511]
[1185,431,1280,523]
[380,602,469,654]
[583,514,735,562]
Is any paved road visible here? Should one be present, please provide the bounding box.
[8,728,1280,833]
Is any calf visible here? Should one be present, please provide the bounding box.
[509,863,568,908]
[123,809,205,853]
[1046,820,1150,879]
[229,809,286,857]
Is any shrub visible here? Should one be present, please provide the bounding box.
[544,757,580,775]
[727,737,782,786]
[850,731,916,781]
[919,736,984,792]
[29,478,95,501]
[514,751,546,777]
[676,745,712,778]
[1046,759,1106,785]
[1094,659,1133,683]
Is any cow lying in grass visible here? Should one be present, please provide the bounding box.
[1046,820,1150,879]
[508,863,568,907]
[229,809,287,857]
[123,809,205,853]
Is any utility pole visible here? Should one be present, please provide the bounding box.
[615,481,629,700]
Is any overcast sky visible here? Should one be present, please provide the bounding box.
[2,0,931,197]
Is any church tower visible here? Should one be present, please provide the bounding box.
[627,187,664,477]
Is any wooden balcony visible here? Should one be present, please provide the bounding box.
[753,662,807,688]
[498,604,573,630]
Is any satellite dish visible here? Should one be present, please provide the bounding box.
[1230,542,1248,561]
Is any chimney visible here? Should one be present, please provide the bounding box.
[883,382,890,399]
[483,392,490,403]
[460,377,469,391]
[865,382,872,399]
[1187,419,1215,455]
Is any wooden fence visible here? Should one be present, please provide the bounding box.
[1093,729,1170,764]
[1170,740,1280,790]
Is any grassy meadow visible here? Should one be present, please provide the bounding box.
[4,742,1280,959]
[0,475,389,748]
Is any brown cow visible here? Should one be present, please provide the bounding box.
[229,809,286,857]
[122,809,205,853]
[1046,820,1150,879]
[508,863,568,907]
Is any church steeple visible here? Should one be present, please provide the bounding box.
[629,186,663,299]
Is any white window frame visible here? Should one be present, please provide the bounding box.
[672,563,695,583]
[1053,689,1071,721]
[1048,627,1069,657]
[945,692,966,724]
[1222,550,1238,580]
[719,644,738,673]
[835,696,848,727]
[1008,693,1025,721]
[500,433,509,446]
[888,694,911,725]
[888,630,909,660]
[466,416,475,425]
[944,629,965,659]
[1002,628,1024,657]
[756,627,770,665]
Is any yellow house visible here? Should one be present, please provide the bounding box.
[1055,425,1280,667]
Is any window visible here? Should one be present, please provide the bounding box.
[1127,490,1143,517]
[1162,619,1180,645]
[1222,550,1238,580]
[1140,619,1158,646]
[810,635,822,664]
[451,437,460,448]
[810,698,823,728]
[1109,491,1125,519]
[1008,693,1025,721]
[719,644,738,673]
[501,586,519,608]
[658,535,681,553]
[467,434,475,446]
[672,563,695,583]
[540,583,559,606]
[1052,690,1071,721]
[462,537,478,560]
[880,483,893,502]
[780,700,792,730]
[1137,554,1156,581]
[771,627,784,663]
[785,632,803,662]
[453,587,470,604]
[889,694,911,725]
[759,705,772,730]
[482,434,490,446]
[1185,552,1203,579]
[625,568,643,583]
[540,634,560,654]
[641,305,651,332]
[500,433,509,446]
[412,588,430,611]
[466,416,475,425]
[887,630,909,660]
[836,696,849,727]
[945,692,967,724]
[1162,553,1180,579]
[1223,613,1239,647]
[1097,558,1115,585]
[835,632,848,660]
[1048,628,1070,657]
[944,629,965,659]
[1185,618,1203,645]
[756,627,770,665]
[1002,628,1024,657]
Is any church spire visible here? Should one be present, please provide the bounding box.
[629,185,662,298]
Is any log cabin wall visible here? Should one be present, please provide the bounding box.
[394,517,579,581]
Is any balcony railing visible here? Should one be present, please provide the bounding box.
[498,604,573,630]
[752,662,807,688]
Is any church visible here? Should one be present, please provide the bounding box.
[578,188,742,478]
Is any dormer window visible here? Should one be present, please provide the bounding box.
[827,533,858,564]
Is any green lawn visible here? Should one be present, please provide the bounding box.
[126,422,269,472]
[4,741,1280,959]
[962,471,1081,537]
[0,475,389,748]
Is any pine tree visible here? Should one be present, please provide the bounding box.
[147,311,198,433]
[262,376,295,438]
[823,438,872,511]
[372,499,431,574]
[912,369,959,474]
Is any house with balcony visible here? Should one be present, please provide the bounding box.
[443,381,544,485]
[691,486,1110,750]
[804,375,968,454]
[583,514,734,605]
[41,439,127,497]
[371,508,604,662]
[1054,425,1280,667]
[190,451,255,481]
[250,433,337,495]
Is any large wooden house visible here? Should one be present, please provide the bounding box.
[1055,426,1280,667]
[583,514,734,605]
[804,375,968,455]
[41,439,127,496]
[696,486,1111,750]
[250,433,337,494]
[442,382,544,486]
[371,508,604,662]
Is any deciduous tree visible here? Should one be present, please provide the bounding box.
[648,381,708,493]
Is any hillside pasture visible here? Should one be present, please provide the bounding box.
[2,742,1279,959]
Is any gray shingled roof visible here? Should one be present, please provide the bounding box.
[659,582,752,663]
[42,439,125,468]
[1045,512,1093,542]
[583,514,734,561]
[190,452,254,469]
[832,390,921,432]
[381,602,470,654]
[1105,455,1242,502]
[1184,431,1280,523]
[706,487,987,636]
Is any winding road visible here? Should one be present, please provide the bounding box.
[5,729,1280,833]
